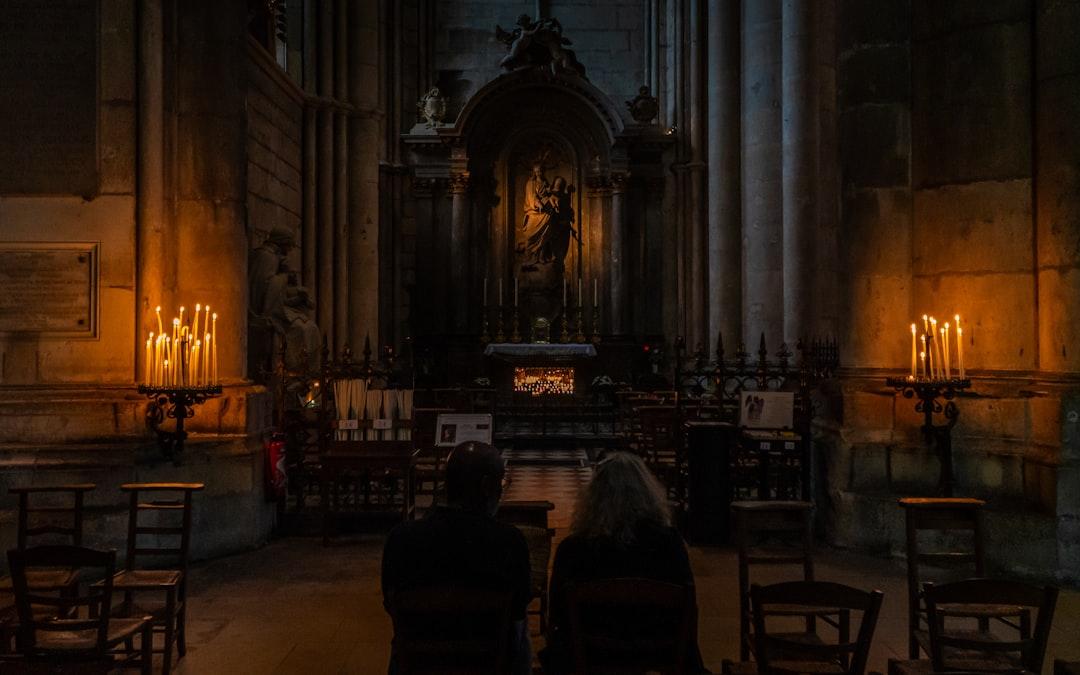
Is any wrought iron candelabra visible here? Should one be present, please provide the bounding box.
[138,384,222,464]
[885,375,972,497]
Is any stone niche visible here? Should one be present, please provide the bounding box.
[405,67,671,340]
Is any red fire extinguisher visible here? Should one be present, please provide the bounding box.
[264,433,287,501]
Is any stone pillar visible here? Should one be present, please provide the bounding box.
[136,0,166,382]
[687,0,707,352]
[449,172,471,334]
[741,0,783,346]
[781,0,817,346]
[586,175,611,330]
[610,172,628,335]
[302,108,317,298]
[316,1,334,351]
[706,0,741,347]
[1036,0,1080,373]
[347,1,380,351]
[814,0,839,338]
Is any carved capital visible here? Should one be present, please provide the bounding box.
[586,174,613,196]
[411,177,447,198]
[448,172,471,194]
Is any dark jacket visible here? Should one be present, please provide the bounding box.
[541,519,709,674]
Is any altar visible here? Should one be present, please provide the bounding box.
[483,342,597,399]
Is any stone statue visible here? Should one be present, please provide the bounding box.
[416,86,446,128]
[248,224,322,374]
[627,85,659,124]
[518,164,576,268]
[495,14,587,78]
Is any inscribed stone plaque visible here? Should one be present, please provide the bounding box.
[0,0,99,195]
[0,244,97,336]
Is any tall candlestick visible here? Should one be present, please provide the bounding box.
[514,277,518,307]
[593,279,598,308]
[578,278,582,306]
[483,278,488,306]
[910,324,917,378]
[499,279,503,307]
[563,278,567,307]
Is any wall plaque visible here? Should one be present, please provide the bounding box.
[0,0,99,195]
[0,243,98,337]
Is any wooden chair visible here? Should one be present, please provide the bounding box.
[387,587,514,675]
[496,500,556,634]
[1,485,96,653]
[638,405,685,504]
[732,501,816,661]
[321,440,418,543]
[566,578,695,675]
[898,497,986,659]
[888,578,1058,675]
[7,545,152,674]
[723,580,883,675]
[99,483,204,675]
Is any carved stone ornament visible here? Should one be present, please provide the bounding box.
[626,85,659,124]
[417,86,447,128]
[494,14,587,78]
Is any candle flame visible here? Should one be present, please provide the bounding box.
[910,323,916,333]
[213,313,218,320]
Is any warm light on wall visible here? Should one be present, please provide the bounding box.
[514,367,575,396]
[144,303,220,387]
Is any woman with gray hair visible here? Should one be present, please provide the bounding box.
[539,452,709,673]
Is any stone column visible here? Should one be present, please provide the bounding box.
[781,0,817,346]
[814,0,839,338]
[302,108,317,297]
[741,0,783,346]
[347,1,380,351]
[706,0,741,347]
[136,0,166,382]
[1036,0,1080,374]
[586,175,611,331]
[332,0,349,350]
[610,172,628,335]
[449,172,471,334]
[687,0,707,352]
[316,1,334,350]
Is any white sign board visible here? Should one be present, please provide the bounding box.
[435,413,493,447]
[739,391,795,429]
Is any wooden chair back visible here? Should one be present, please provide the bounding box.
[924,578,1058,675]
[388,587,513,675]
[120,484,204,589]
[7,545,115,656]
[898,497,985,658]
[567,578,694,675]
[750,580,884,675]
[732,500,815,660]
[9,485,96,550]
[638,405,681,461]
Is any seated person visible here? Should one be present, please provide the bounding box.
[381,441,531,675]
[540,451,709,674]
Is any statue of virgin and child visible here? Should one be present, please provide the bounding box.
[518,163,576,270]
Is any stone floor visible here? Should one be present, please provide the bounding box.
[172,460,1080,674]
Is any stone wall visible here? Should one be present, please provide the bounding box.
[829,0,1080,583]
[246,45,304,252]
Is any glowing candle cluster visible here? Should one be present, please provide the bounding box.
[144,303,220,387]
[908,313,965,381]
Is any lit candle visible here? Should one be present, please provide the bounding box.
[920,335,927,379]
[204,333,211,386]
[155,305,164,335]
[910,323,917,379]
[212,312,218,385]
[145,336,153,386]
[943,323,951,379]
[179,306,186,332]
[191,341,200,386]
[922,314,929,337]
[163,360,169,386]
[957,326,965,379]
[192,304,201,351]
[929,317,940,378]
[483,278,488,306]
[920,351,927,378]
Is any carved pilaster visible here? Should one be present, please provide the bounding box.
[448,171,471,195]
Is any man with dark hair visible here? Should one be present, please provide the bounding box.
[382,441,531,674]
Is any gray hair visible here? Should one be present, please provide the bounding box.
[571,452,671,544]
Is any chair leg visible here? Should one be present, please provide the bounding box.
[163,588,177,675]
[177,599,187,657]
[141,623,154,675]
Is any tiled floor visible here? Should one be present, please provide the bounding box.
[170,462,1080,674]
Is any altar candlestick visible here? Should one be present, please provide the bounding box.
[593,279,598,308]
[212,312,218,385]
[563,278,567,307]
[483,278,488,306]
[498,279,503,307]
[910,324,917,378]
[578,278,582,306]
[514,277,519,307]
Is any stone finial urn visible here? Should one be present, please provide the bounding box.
[417,87,447,128]
[626,85,659,124]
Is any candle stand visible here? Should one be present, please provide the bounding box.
[574,305,586,343]
[510,307,522,343]
[885,377,971,497]
[495,306,506,343]
[591,306,602,344]
[138,384,223,464]
[480,303,491,344]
